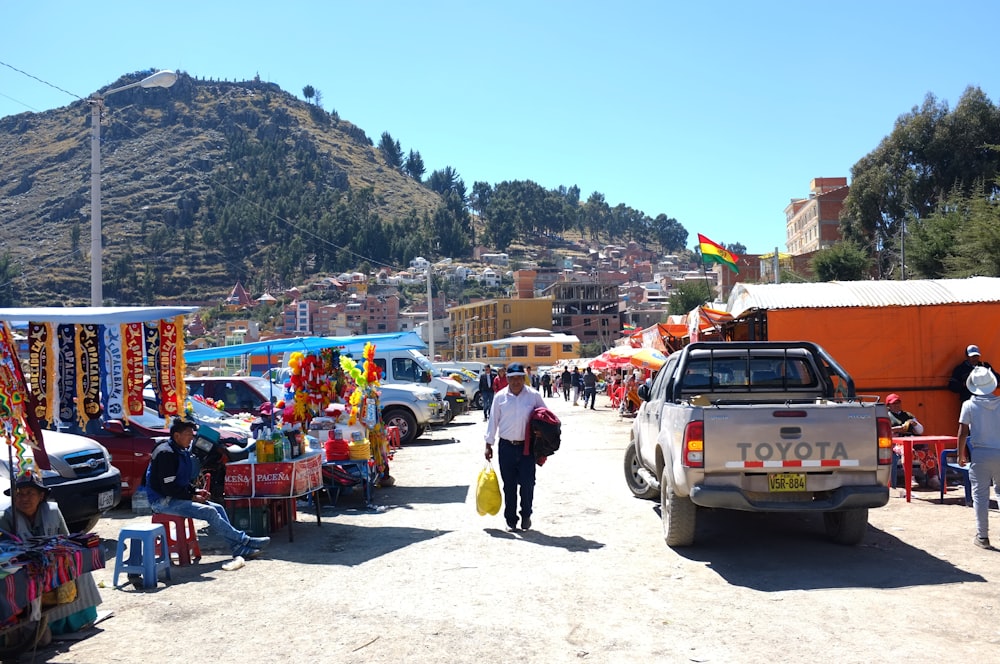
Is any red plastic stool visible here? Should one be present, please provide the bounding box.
[386,426,402,449]
[152,513,202,566]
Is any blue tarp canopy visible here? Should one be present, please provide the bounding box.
[0,306,198,325]
[183,331,426,363]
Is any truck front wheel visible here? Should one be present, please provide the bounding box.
[823,508,869,545]
[661,468,696,547]
[383,409,418,445]
[624,442,658,500]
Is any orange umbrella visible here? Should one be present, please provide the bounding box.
[630,348,668,370]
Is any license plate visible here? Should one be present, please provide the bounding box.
[768,473,807,492]
[98,490,115,510]
[429,402,439,409]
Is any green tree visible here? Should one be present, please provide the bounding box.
[426,167,465,200]
[0,252,20,307]
[811,241,871,281]
[404,150,425,181]
[667,281,711,315]
[651,214,687,253]
[378,132,403,170]
[302,85,315,104]
[840,87,1000,277]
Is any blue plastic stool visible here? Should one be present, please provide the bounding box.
[113,524,172,589]
[939,448,972,506]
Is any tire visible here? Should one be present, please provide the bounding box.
[472,391,483,409]
[383,408,418,445]
[661,468,696,547]
[415,425,426,439]
[823,508,869,545]
[624,442,658,500]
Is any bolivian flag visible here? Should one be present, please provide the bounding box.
[697,234,740,273]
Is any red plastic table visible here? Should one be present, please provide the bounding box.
[893,435,957,503]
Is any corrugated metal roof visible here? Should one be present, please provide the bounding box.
[726,277,1000,318]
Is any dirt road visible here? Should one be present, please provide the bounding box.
[39,394,1000,664]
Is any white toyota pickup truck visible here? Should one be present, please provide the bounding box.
[624,341,892,547]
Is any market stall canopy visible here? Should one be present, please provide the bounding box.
[0,306,198,325]
[184,331,426,363]
[630,348,668,371]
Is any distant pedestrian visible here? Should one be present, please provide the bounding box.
[572,367,582,406]
[541,372,552,398]
[583,367,597,409]
[479,365,495,421]
[492,366,508,394]
[561,367,572,401]
[957,366,1000,549]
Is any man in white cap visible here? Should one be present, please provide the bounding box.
[484,362,545,531]
[949,344,998,403]
[957,366,1000,549]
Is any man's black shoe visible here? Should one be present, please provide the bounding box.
[521,516,532,531]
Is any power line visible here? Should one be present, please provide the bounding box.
[0,59,83,107]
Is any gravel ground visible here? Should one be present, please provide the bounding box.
[24,393,1000,664]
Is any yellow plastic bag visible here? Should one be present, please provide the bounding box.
[476,462,501,516]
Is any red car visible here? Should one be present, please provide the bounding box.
[83,408,249,498]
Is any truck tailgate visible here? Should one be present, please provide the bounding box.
[702,403,880,473]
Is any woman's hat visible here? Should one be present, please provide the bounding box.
[967,366,998,396]
[4,474,48,497]
[886,393,902,404]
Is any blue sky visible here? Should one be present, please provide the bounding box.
[1,1,995,254]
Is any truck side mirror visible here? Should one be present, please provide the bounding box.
[637,384,651,401]
[421,370,432,384]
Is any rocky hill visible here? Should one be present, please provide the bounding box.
[0,71,444,306]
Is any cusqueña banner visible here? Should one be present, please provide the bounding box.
[158,318,180,417]
[76,324,101,429]
[27,322,54,422]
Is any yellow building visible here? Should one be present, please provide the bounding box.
[471,328,580,368]
[448,298,553,361]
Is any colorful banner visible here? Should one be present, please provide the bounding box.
[75,324,102,429]
[158,317,182,417]
[0,321,45,471]
[99,324,126,421]
[27,322,53,422]
[123,323,145,417]
[56,324,76,425]
[144,322,161,414]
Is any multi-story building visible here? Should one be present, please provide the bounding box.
[785,177,849,254]
[543,279,621,350]
[282,300,320,335]
[447,298,553,361]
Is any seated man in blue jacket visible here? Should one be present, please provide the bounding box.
[146,418,270,559]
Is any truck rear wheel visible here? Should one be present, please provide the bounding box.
[624,442,658,500]
[823,508,869,545]
[661,468,696,547]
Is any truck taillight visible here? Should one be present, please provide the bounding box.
[876,417,893,465]
[682,421,704,468]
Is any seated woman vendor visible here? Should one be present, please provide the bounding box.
[0,473,101,638]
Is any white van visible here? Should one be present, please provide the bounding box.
[372,349,467,421]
